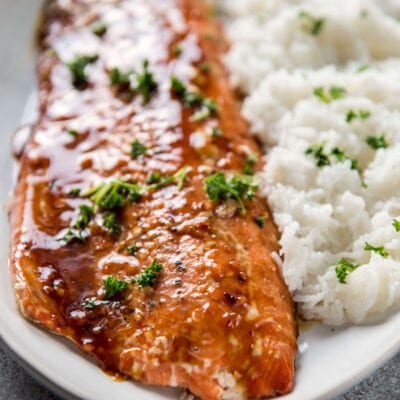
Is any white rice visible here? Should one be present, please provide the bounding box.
[217,0,400,325]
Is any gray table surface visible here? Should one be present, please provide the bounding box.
[0,341,399,400]
[0,1,399,399]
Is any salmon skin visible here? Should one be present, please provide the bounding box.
[9,0,297,398]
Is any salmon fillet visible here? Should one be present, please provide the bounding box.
[9,0,297,398]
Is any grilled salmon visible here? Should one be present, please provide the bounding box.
[9,0,297,398]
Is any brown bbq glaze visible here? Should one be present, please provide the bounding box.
[9,1,297,399]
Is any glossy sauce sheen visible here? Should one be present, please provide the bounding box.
[9,1,297,399]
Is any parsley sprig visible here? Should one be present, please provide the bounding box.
[366,134,388,150]
[67,55,98,90]
[364,242,389,258]
[103,276,129,300]
[313,86,346,103]
[83,180,143,210]
[305,143,358,170]
[109,59,158,104]
[170,76,219,122]
[335,258,359,284]
[346,109,371,123]
[204,172,258,215]
[299,11,325,36]
[132,259,163,287]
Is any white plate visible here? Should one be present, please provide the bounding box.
[1,1,400,400]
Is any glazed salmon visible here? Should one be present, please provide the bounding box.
[9,0,297,398]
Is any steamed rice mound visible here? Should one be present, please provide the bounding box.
[218,0,400,325]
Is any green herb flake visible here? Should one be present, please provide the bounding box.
[67,55,98,90]
[392,219,400,232]
[135,59,158,105]
[305,143,331,167]
[366,134,388,150]
[170,76,218,122]
[254,217,266,228]
[132,259,163,287]
[146,171,162,184]
[299,11,325,36]
[243,164,254,176]
[109,68,131,87]
[57,229,87,244]
[83,180,143,210]
[131,139,148,159]
[357,64,370,73]
[313,86,346,103]
[68,128,79,136]
[364,242,389,258]
[331,147,359,171]
[204,172,258,215]
[330,86,347,100]
[191,98,219,122]
[103,276,129,299]
[172,45,182,57]
[69,188,81,197]
[212,127,222,137]
[74,204,94,230]
[126,245,140,255]
[103,212,120,236]
[174,166,188,190]
[346,109,371,123]
[199,62,212,73]
[91,22,107,37]
[335,258,359,284]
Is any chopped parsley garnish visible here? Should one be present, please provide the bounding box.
[200,62,212,73]
[74,204,94,230]
[244,153,258,174]
[254,217,267,228]
[331,147,359,171]
[204,172,258,215]
[313,86,347,103]
[131,139,148,159]
[246,153,258,165]
[306,143,358,170]
[69,188,81,197]
[357,64,370,73]
[366,134,388,150]
[170,76,218,122]
[146,166,189,191]
[146,171,162,184]
[57,229,87,244]
[103,212,120,236]
[91,22,107,37]
[191,98,219,122]
[346,109,371,123]
[136,59,158,105]
[109,60,157,104]
[212,127,222,137]
[126,245,140,255]
[109,67,132,87]
[103,276,129,299]
[243,165,254,175]
[174,166,188,190]
[364,242,389,258]
[68,128,78,136]
[392,219,400,232]
[67,55,98,90]
[83,180,143,210]
[299,11,325,36]
[335,258,359,284]
[305,143,331,167]
[132,259,163,287]
[83,299,97,309]
[172,45,182,57]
